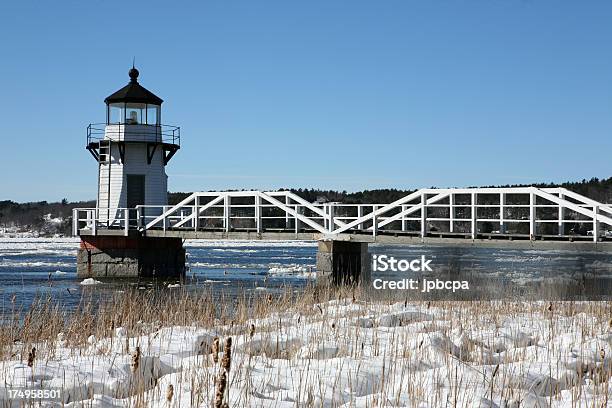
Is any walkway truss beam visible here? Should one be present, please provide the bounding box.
[73,187,612,242]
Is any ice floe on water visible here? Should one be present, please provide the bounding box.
[189,262,266,269]
[185,240,317,248]
[0,249,76,257]
[80,278,103,285]
[211,248,260,253]
[268,264,316,278]
[0,237,79,250]
[586,260,612,270]
[0,260,75,269]
[493,256,549,263]
[0,239,78,270]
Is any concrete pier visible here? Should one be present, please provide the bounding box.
[77,235,185,279]
[316,240,371,285]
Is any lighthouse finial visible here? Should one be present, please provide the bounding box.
[129,59,139,83]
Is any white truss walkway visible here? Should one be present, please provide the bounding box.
[73,187,612,243]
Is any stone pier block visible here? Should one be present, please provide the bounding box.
[77,235,185,279]
[316,240,370,285]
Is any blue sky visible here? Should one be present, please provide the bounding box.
[0,1,610,202]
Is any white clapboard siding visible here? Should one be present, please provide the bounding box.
[97,126,168,224]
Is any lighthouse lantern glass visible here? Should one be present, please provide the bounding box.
[108,103,123,124]
[106,103,161,125]
[146,105,160,125]
[125,103,144,124]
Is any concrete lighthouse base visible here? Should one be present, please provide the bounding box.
[316,241,371,285]
[77,236,186,279]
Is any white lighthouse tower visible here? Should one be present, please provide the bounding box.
[77,66,184,279]
[86,66,180,226]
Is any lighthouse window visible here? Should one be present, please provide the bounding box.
[146,105,160,125]
[108,103,123,124]
[125,103,144,125]
[106,102,159,125]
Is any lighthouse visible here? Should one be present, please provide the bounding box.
[77,67,185,279]
[87,66,179,224]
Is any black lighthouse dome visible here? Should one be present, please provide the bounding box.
[105,67,163,125]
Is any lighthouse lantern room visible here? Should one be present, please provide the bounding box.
[86,66,180,226]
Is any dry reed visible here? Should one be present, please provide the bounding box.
[0,283,609,407]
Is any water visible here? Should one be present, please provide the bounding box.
[368,245,612,300]
[0,238,317,313]
[0,238,611,313]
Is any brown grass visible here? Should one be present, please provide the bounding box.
[0,284,610,406]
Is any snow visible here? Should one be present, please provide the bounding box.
[80,278,103,285]
[43,214,64,224]
[0,300,610,407]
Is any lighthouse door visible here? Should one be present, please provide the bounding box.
[127,175,145,227]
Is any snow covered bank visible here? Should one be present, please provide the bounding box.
[0,298,610,407]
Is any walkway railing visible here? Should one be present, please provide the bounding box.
[73,187,612,242]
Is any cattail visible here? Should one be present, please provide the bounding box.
[27,347,36,367]
[249,324,255,338]
[166,384,174,402]
[131,346,141,372]
[222,337,232,373]
[214,371,227,408]
[212,337,220,364]
[492,364,499,378]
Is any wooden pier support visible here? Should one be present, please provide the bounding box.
[316,240,371,285]
[77,235,185,279]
